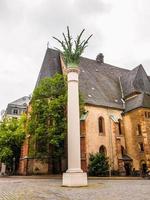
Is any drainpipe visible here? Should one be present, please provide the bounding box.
[109,115,115,177]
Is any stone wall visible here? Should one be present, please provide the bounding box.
[123,108,150,171]
[84,105,125,171]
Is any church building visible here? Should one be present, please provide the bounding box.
[19,48,150,176]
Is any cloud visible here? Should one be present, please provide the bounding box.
[74,0,111,15]
[0,0,150,112]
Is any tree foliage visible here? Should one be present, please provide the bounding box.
[27,74,67,159]
[53,26,92,67]
[88,153,109,176]
[27,73,85,160]
[0,115,26,167]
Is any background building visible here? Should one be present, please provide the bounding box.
[5,96,30,118]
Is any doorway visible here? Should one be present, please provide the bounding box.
[124,162,132,176]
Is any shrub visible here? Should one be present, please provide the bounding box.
[88,153,109,176]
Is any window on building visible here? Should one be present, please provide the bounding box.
[145,112,150,118]
[121,146,126,156]
[145,112,148,118]
[98,116,105,135]
[99,145,107,156]
[118,119,122,135]
[137,124,142,135]
[139,143,144,152]
[12,109,19,115]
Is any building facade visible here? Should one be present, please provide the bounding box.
[19,48,150,176]
[5,96,30,118]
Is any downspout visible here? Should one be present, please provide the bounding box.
[107,109,114,177]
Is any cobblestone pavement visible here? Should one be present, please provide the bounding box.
[0,177,150,200]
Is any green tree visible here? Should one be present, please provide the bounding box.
[27,73,85,172]
[53,26,92,67]
[88,153,109,176]
[0,115,26,171]
[28,74,67,162]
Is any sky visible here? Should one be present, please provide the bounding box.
[0,0,150,112]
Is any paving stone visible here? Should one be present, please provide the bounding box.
[0,178,150,200]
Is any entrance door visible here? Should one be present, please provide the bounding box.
[141,163,147,176]
[124,162,132,176]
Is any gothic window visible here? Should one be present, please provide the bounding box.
[139,143,144,152]
[118,119,122,135]
[99,145,107,156]
[137,124,142,135]
[98,116,105,135]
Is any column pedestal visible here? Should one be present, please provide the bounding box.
[63,172,87,187]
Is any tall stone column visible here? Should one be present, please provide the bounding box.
[62,67,88,187]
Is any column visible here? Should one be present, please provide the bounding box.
[62,67,87,186]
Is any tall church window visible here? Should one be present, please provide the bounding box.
[137,124,142,135]
[98,116,105,135]
[118,119,122,135]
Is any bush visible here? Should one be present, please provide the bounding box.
[88,153,109,176]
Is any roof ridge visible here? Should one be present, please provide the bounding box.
[48,47,131,73]
[9,96,29,104]
[133,64,144,75]
[80,57,130,72]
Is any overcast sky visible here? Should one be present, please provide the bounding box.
[0,0,150,112]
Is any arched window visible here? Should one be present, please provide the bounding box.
[99,145,107,156]
[137,124,142,135]
[98,116,105,135]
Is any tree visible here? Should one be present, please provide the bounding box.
[0,115,26,171]
[27,74,85,172]
[27,74,67,161]
[53,26,92,67]
[88,153,109,176]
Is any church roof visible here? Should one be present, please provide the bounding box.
[125,93,150,113]
[36,48,150,113]
[120,64,150,98]
[36,48,62,87]
[79,57,129,109]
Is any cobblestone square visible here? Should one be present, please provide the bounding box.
[0,177,150,200]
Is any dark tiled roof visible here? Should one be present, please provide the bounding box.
[36,48,150,112]
[35,48,62,87]
[120,65,150,98]
[124,93,150,113]
[79,57,129,109]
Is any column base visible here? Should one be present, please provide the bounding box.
[62,172,88,187]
